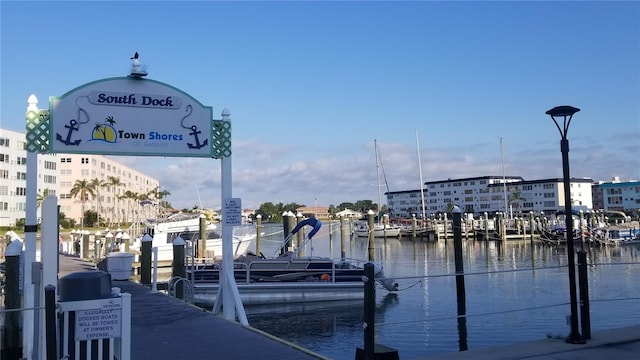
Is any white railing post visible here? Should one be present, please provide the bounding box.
[151,247,159,293]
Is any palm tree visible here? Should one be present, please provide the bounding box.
[70,179,95,228]
[509,191,526,216]
[147,186,171,202]
[119,191,139,224]
[89,178,106,227]
[106,176,124,226]
[37,188,50,208]
[147,186,171,220]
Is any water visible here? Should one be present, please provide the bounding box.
[242,223,640,359]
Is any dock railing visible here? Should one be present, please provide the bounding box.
[49,286,131,360]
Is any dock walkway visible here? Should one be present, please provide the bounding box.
[59,254,640,360]
[59,254,325,360]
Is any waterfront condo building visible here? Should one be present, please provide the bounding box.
[387,175,594,219]
[0,128,60,227]
[58,154,160,227]
[592,178,640,215]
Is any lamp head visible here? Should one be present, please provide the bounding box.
[546,106,580,117]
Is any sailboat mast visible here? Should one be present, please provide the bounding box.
[375,139,382,216]
[416,130,426,220]
[500,137,508,217]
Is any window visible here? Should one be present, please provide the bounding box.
[16,172,26,180]
[0,154,8,162]
[0,169,8,179]
[81,157,89,164]
[0,137,8,147]
[44,175,56,184]
[607,197,623,204]
[16,187,26,196]
[44,161,57,170]
[543,184,555,189]
[0,186,8,195]
[16,157,27,165]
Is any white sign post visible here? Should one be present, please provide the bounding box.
[24,64,244,358]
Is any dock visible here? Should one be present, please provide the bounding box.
[59,254,326,360]
[58,255,640,360]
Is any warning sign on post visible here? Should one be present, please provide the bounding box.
[75,308,122,341]
[224,198,242,226]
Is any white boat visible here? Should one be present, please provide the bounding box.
[134,213,256,262]
[174,218,398,306]
[353,140,402,238]
[353,220,401,237]
[187,253,396,306]
[593,225,640,246]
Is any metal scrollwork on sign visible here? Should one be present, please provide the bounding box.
[212,120,231,159]
[25,110,51,153]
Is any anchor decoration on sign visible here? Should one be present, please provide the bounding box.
[56,101,90,146]
[180,104,208,149]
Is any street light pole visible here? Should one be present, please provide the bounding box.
[546,105,585,344]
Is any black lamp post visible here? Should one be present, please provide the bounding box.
[545,105,585,344]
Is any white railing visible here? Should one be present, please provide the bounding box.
[57,290,131,360]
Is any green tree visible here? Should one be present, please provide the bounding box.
[105,176,124,226]
[70,179,94,228]
[445,201,455,215]
[509,191,525,215]
[354,200,376,213]
[84,210,98,227]
[282,202,305,214]
[337,202,356,211]
[89,178,106,227]
[147,186,171,220]
[256,202,280,223]
[121,190,140,224]
[328,205,336,217]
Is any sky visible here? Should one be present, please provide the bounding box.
[1,1,639,211]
